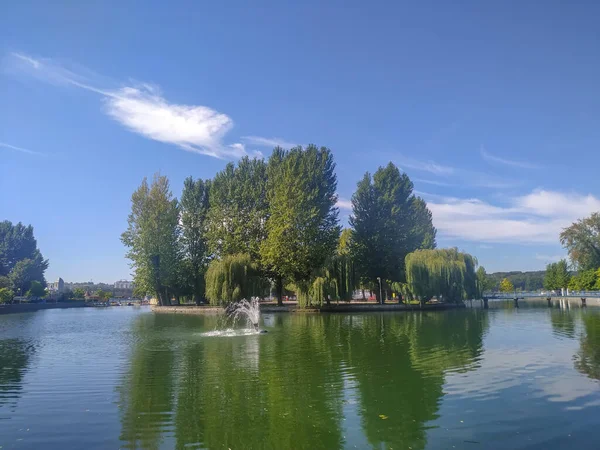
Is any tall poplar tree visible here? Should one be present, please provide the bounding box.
[350,163,436,300]
[260,145,340,307]
[180,177,211,304]
[121,174,180,306]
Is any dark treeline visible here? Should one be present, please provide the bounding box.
[485,270,545,292]
[122,145,484,307]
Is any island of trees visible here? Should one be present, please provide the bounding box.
[122,145,488,307]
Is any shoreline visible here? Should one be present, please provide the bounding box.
[151,302,466,315]
[0,301,88,315]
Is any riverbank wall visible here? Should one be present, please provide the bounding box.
[151,302,465,315]
[0,301,88,315]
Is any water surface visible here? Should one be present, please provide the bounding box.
[1,306,600,449]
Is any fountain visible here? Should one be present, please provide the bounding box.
[202,298,266,337]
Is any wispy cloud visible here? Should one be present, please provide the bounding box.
[4,52,288,159]
[412,178,456,187]
[421,189,600,244]
[0,142,44,156]
[241,136,298,149]
[336,197,353,211]
[396,155,455,175]
[481,147,542,169]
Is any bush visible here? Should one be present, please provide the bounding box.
[0,287,14,304]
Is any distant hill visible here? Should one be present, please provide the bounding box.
[487,270,545,292]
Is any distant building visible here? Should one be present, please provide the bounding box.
[114,280,134,290]
[47,278,65,293]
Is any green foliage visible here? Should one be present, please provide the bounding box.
[568,269,598,291]
[204,254,267,305]
[0,287,13,304]
[560,213,600,270]
[476,266,491,298]
[350,163,436,299]
[544,259,571,290]
[499,278,515,293]
[121,174,181,306]
[72,288,86,299]
[485,270,545,292]
[180,177,211,304]
[207,157,268,261]
[26,280,45,298]
[260,145,340,307]
[95,289,112,301]
[405,248,478,303]
[0,221,49,279]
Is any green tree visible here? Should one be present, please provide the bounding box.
[26,280,45,298]
[0,287,13,304]
[476,266,490,298]
[350,163,436,301]
[204,253,267,305]
[121,174,181,306]
[180,177,211,304]
[560,213,600,270]
[9,258,46,295]
[72,288,86,299]
[499,278,515,293]
[207,157,268,261]
[544,262,558,290]
[405,248,478,303]
[568,269,597,291]
[0,221,49,278]
[260,145,340,307]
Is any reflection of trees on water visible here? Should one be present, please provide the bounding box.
[0,339,35,415]
[550,309,576,339]
[575,313,600,381]
[339,310,488,450]
[118,310,488,450]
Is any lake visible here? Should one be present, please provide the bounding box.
[1,305,600,449]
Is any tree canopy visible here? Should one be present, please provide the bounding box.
[499,278,515,293]
[121,174,181,306]
[560,213,600,271]
[0,221,48,294]
[205,253,267,305]
[350,163,436,299]
[405,248,477,303]
[544,260,571,291]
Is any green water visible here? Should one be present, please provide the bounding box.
[1,306,600,449]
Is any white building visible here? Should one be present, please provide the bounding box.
[114,280,134,290]
[47,278,65,293]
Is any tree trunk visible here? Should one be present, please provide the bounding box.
[194,293,201,306]
[276,276,283,307]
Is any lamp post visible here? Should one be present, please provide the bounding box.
[377,277,383,305]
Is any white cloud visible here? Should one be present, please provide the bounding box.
[4,52,279,159]
[0,142,44,156]
[241,136,298,149]
[412,178,455,187]
[481,147,542,169]
[336,197,352,211]
[423,190,600,244]
[397,155,455,175]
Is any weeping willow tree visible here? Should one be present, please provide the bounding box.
[405,248,478,304]
[205,253,268,305]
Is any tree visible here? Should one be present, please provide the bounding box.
[121,174,181,306]
[260,145,340,307]
[560,213,600,270]
[350,163,436,302]
[499,278,515,293]
[545,259,571,291]
[72,288,86,299]
[26,280,45,298]
[180,177,211,304]
[405,248,478,303]
[207,157,268,261]
[0,287,13,304]
[9,258,46,295]
[568,269,597,291]
[476,266,491,298]
[0,221,49,278]
[204,253,267,305]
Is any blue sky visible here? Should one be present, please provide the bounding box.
[2,1,599,282]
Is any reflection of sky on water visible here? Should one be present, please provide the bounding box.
[426,308,600,450]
